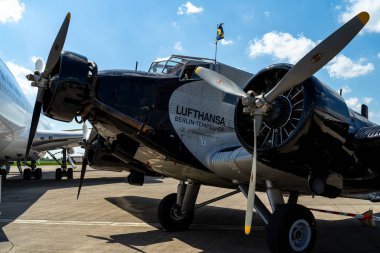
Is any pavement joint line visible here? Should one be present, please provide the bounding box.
[0,218,266,230]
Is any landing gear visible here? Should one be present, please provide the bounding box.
[0,168,7,181]
[0,163,11,181]
[50,148,75,181]
[23,168,32,180]
[18,160,42,180]
[158,180,317,253]
[55,168,62,181]
[158,193,194,231]
[67,168,73,179]
[158,181,199,231]
[239,180,317,253]
[34,167,42,180]
[267,204,316,253]
[54,167,73,181]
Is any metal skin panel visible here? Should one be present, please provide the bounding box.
[168,80,239,167]
[40,54,380,194]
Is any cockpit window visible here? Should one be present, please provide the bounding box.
[149,57,185,76]
[148,55,215,81]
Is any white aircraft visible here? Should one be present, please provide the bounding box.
[0,57,83,180]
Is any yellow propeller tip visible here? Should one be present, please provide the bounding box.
[67,12,71,20]
[358,12,369,24]
[194,67,202,75]
[245,226,251,235]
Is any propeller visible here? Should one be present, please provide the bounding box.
[77,154,88,199]
[35,58,45,73]
[77,128,98,199]
[195,11,369,235]
[25,12,71,160]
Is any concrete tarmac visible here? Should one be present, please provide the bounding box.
[0,166,380,252]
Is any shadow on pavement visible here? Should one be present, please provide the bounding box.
[103,195,380,253]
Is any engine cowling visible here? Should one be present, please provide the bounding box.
[235,64,351,158]
[43,51,91,122]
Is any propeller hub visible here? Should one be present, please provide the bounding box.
[264,95,292,129]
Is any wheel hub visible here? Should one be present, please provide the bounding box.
[170,204,185,221]
[289,219,312,252]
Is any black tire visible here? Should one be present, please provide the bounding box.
[23,168,32,180]
[67,168,73,179]
[158,193,194,231]
[34,168,42,180]
[0,169,6,181]
[267,204,316,253]
[55,168,62,181]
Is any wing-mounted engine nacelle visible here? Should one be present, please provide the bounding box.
[43,51,91,122]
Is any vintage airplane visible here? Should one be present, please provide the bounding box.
[25,11,380,253]
[0,56,83,180]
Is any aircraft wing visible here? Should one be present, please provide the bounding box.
[32,129,83,152]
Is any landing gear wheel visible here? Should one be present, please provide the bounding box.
[55,168,62,181]
[23,168,32,180]
[0,169,6,181]
[67,168,73,179]
[158,193,194,231]
[34,168,42,180]
[267,204,316,253]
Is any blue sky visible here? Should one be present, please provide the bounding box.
[1,0,380,128]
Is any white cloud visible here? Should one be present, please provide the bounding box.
[346,97,360,110]
[177,2,203,15]
[174,41,183,51]
[338,0,380,33]
[6,61,36,103]
[221,39,234,45]
[264,11,270,17]
[377,52,380,58]
[369,111,380,123]
[345,96,373,111]
[363,97,373,104]
[0,0,25,24]
[247,31,316,64]
[325,54,374,79]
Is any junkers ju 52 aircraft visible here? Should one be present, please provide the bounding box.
[25,11,379,253]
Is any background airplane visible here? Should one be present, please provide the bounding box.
[0,57,83,180]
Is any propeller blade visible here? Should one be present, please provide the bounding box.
[195,67,247,97]
[264,12,369,103]
[245,114,263,235]
[25,89,45,159]
[43,12,71,78]
[35,58,45,73]
[77,156,88,199]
